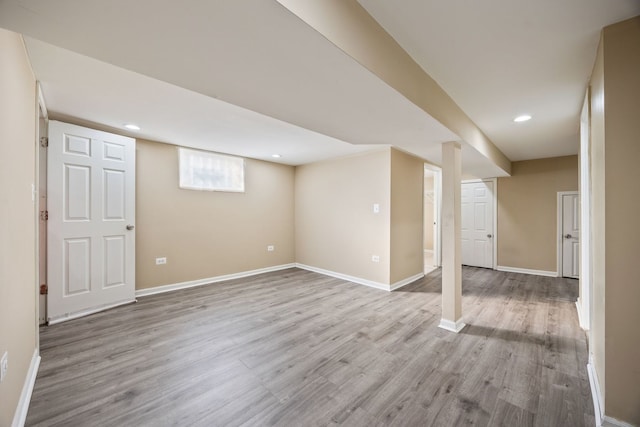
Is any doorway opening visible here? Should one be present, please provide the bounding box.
[557,191,580,279]
[424,165,441,274]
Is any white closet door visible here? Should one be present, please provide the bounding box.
[461,181,494,268]
[47,121,136,323]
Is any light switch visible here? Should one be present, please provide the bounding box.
[373,203,380,214]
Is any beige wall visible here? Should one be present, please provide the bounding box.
[295,149,391,284]
[424,177,434,250]
[0,29,38,426]
[599,17,640,424]
[497,156,578,272]
[390,149,423,283]
[136,139,295,289]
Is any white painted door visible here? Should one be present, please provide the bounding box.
[47,121,136,323]
[562,194,580,278]
[461,181,494,268]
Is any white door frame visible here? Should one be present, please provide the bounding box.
[557,191,580,278]
[579,89,591,330]
[461,178,498,270]
[424,164,442,267]
[35,83,48,343]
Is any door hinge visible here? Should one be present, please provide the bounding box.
[40,137,48,148]
[40,284,48,295]
[40,210,48,221]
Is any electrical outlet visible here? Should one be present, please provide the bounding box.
[372,255,380,263]
[267,245,275,252]
[0,352,7,383]
[155,257,167,265]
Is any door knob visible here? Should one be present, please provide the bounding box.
[487,234,493,238]
[126,224,135,230]
[564,234,572,239]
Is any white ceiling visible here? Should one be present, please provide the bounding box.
[24,37,382,166]
[1,0,638,173]
[358,0,640,161]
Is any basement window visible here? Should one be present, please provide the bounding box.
[179,148,245,192]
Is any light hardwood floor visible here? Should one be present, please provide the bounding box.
[26,267,593,426]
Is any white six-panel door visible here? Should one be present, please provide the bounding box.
[47,121,135,323]
[461,181,494,268]
[562,193,580,279]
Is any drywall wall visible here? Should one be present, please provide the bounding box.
[589,32,607,419]
[295,149,391,284]
[390,149,423,283]
[136,139,295,289]
[275,0,511,175]
[600,16,640,424]
[424,177,434,250]
[497,156,578,272]
[0,29,38,426]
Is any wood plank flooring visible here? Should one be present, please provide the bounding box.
[26,267,594,426]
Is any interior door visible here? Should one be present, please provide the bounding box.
[47,121,136,323]
[461,181,494,268]
[562,193,580,278]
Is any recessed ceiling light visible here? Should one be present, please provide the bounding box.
[513,115,532,123]
[124,124,141,131]
[271,154,281,158]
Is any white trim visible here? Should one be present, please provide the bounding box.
[575,299,585,329]
[296,263,389,291]
[296,264,424,292]
[425,164,442,268]
[579,89,592,331]
[586,358,634,427]
[435,168,442,267]
[492,178,498,270]
[496,265,558,277]
[12,349,40,427]
[588,356,604,426]
[48,298,136,325]
[135,263,296,298]
[390,273,425,291]
[461,178,498,269]
[37,82,48,119]
[438,318,466,333]
[602,417,635,427]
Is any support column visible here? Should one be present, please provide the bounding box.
[439,142,465,333]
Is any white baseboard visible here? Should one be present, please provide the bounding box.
[438,318,466,333]
[496,265,558,277]
[48,298,136,325]
[12,349,40,427]
[575,299,583,328]
[575,299,589,331]
[390,273,424,291]
[135,263,296,298]
[602,416,636,427]
[295,263,424,292]
[586,355,633,427]
[588,355,605,426]
[295,263,390,291]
